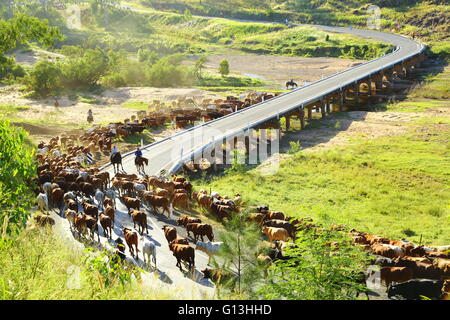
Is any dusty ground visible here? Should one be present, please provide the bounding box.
[188,54,367,87]
[6,48,65,66]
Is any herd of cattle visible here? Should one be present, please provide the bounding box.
[29,93,449,300]
[34,92,277,168]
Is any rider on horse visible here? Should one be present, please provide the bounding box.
[110,145,119,161]
[135,146,143,165]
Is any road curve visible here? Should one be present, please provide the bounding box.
[104,25,424,176]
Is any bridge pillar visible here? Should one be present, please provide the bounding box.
[299,108,305,130]
[307,106,313,120]
[339,91,344,112]
[285,115,291,131]
[373,73,383,93]
[355,82,360,105]
[325,98,331,114]
[320,100,326,119]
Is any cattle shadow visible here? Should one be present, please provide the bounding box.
[142,233,161,247]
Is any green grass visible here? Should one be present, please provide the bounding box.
[409,69,450,100]
[122,101,149,111]
[0,104,31,118]
[386,100,450,112]
[0,225,204,300]
[193,122,450,245]
[117,130,155,145]
[234,26,391,59]
[198,74,267,87]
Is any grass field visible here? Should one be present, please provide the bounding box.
[193,72,450,246]
[194,122,450,245]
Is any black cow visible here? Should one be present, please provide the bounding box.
[387,280,445,300]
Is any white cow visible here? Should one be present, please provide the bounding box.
[42,182,53,199]
[95,189,105,210]
[142,238,157,269]
[210,191,220,199]
[196,241,223,265]
[134,183,146,197]
[80,171,89,181]
[105,189,117,207]
[37,193,49,213]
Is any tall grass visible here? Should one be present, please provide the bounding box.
[0,225,211,300]
[193,128,450,245]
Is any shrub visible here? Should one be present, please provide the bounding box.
[22,60,62,97]
[256,228,369,300]
[0,121,36,234]
[219,59,230,77]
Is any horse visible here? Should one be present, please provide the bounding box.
[286,79,298,90]
[111,152,125,173]
[135,156,148,174]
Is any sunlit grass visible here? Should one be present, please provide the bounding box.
[193,121,450,245]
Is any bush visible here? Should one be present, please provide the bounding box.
[60,49,109,89]
[256,227,369,300]
[0,121,36,233]
[22,60,62,98]
[0,56,25,80]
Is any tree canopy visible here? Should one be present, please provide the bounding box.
[0,13,63,55]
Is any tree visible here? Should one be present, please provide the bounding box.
[219,59,230,77]
[210,214,265,298]
[0,13,63,55]
[22,60,63,97]
[194,56,207,80]
[0,121,36,234]
[256,227,370,300]
[0,13,63,80]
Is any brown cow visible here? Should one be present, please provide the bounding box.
[433,258,450,275]
[168,242,195,272]
[177,215,201,227]
[170,237,190,245]
[120,196,141,215]
[131,210,148,235]
[74,213,87,237]
[85,215,100,242]
[162,225,177,243]
[196,193,212,211]
[122,228,139,258]
[144,194,171,217]
[104,205,115,226]
[201,268,234,286]
[173,193,190,210]
[99,212,113,239]
[377,266,414,287]
[265,211,285,221]
[246,212,266,225]
[51,187,64,211]
[263,219,296,239]
[66,199,78,212]
[83,202,99,219]
[262,226,290,242]
[186,223,214,242]
[371,243,406,259]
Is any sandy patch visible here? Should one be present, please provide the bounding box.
[188,54,367,88]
